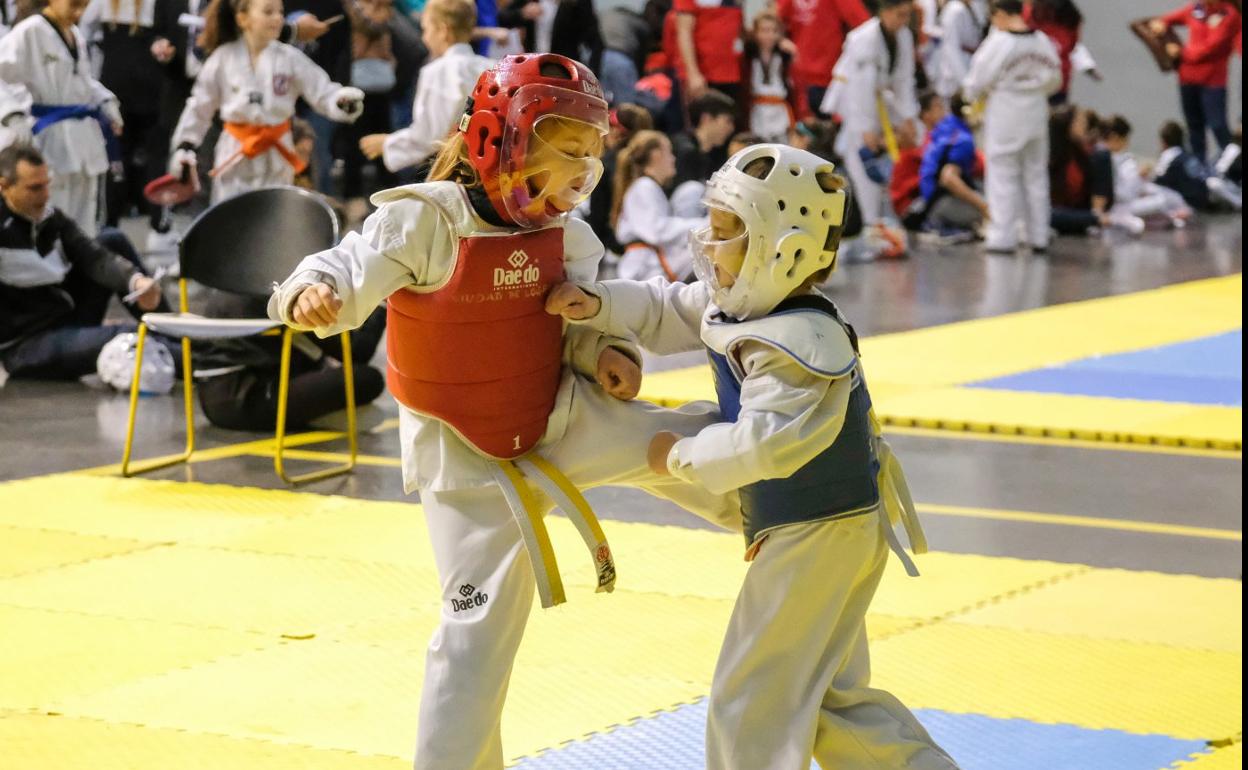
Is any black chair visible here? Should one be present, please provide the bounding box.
[120,186,358,484]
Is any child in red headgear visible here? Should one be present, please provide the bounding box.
[268,53,740,769]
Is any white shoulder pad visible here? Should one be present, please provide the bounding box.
[703,308,858,379]
[370,181,475,238]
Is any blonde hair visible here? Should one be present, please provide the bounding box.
[611,130,668,228]
[427,132,480,185]
[424,0,477,41]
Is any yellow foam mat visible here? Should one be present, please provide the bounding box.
[878,387,1243,447]
[638,275,1244,447]
[0,525,153,579]
[0,605,267,706]
[860,274,1242,387]
[1173,743,1243,769]
[0,474,1240,766]
[0,545,438,637]
[0,712,407,770]
[873,622,1242,739]
[956,569,1244,652]
[0,474,331,542]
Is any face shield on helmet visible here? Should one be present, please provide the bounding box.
[690,207,749,292]
[497,87,608,227]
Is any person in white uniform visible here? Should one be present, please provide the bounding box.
[1103,113,1191,226]
[269,55,739,770]
[169,0,363,202]
[821,0,918,225]
[548,143,958,770]
[935,0,987,99]
[745,10,792,144]
[961,0,1061,252]
[359,0,490,175]
[915,0,944,76]
[612,129,706,281]
[0,0,123,235]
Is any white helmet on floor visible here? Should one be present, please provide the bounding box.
[96,332,176,395]
[691,144,848,320]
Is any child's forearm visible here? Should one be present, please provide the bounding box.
[584,278,709,356]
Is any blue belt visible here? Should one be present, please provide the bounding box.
[30,104,122,163]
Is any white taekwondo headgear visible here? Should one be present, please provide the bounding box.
[691,143,849,320]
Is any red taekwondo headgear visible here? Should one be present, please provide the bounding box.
[459,53,610,227]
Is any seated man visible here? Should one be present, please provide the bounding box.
[0,145,164,381]
[918,92,988,238]
[892,90,946,229]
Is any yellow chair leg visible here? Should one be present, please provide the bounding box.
[120,325,196,477]
[273,329,358,485]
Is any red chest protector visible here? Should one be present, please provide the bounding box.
[386,226,566,459]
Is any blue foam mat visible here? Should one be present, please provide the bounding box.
[973,331,1242,406]
[510,699,1209,770]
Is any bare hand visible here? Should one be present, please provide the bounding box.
[130,275,163,311]
[112,121,124,137]
[596,347,641,401]
[521,2,543,21]
[150,37,176,63]
[484,27,512,44]
[686,71,708,100]
[544,282,601,320]
[291,283,342,328]
[862,131,883,153]
[1149,18,1167,36]
[359,133,388,160]
[647,431,681,475]
[778,37,797,56]
[1165,42,1182,59]
[295,14,331,42]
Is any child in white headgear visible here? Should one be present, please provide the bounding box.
[547,143,960,770]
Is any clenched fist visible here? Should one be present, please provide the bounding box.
[545,282,601,320]
[647,431,681,475]
[291,283,342,328]
[596,346,640,401]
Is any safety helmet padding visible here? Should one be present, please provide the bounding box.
[702,143,849,320]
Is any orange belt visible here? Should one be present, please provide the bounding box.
[751,94,795,127]
[625,241,678,282]
[212,120,306,177]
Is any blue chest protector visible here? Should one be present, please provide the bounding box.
[707,295,880,545]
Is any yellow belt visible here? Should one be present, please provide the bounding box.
[491,453,616,608]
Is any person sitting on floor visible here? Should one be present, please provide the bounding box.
[0,145,166,382]
[194,293,387,431]
[612,129,706,281]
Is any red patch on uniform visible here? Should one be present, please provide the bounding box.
[272,75,291,97]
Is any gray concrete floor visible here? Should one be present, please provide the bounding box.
[1,218,1240,579]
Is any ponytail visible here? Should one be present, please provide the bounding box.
[610,130,667,229]
[198,0,246,55]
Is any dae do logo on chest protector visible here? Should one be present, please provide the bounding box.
[385,225,567,459]
[493,249,541,288]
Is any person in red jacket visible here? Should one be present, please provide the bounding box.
[672,0,745,106]
[777,0,870,119]
[1151,0,1241,161]
[1023,0,1082,103]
